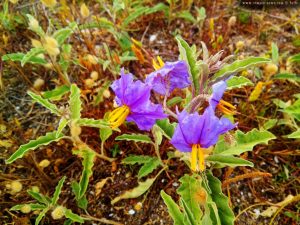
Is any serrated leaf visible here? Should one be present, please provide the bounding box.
[27,190,50,205]
[51,176,66,205]
[214,129,276,155]
[226,76,253,90]
[213,57,271,80]
[35,207,50,225]
[79,17,114,30]
[76,118,108,128]
[10,203,45,211]
[138,158,161,179]
[181,198,197,225]
[53,22,77,45]
[176,11,196,23]
[176,36,200,93]
[69,84,82,120]
[273,73,300,82]
[42,85,70,100]
[284,99,300,121]
[2,53,47,65]
[100,126,113,143]
[115,134,152,144]
[28,91,60,115]
[122,155,154,165]
[56,118,68,138]
[6,131,64,164]
[290,53,300,63]
[111,178,155,204]
[271,42,279,64]
[207,172,234,225]
[64,208,85,223]
[156,119,176,140]
[287,130,300,139]
[261,119,277,130]
[206,155,253,167]
[161,190,185,225]
[177,174,202,223]
[21,48,45,67]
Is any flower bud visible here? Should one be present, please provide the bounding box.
[41,0,57,8]
[86,54,98,65]
[51,206,65,220]
[236,41,245,50]
[84,78,94,88]
[33,78,45,90]
[90,71,99,81]
[28,17,39,31]
[21,205,31,214]
[228,16,237,28]
[71,122,82,137]
[31,186,40,193]
[31,39,42,48]
[44,36,60,56]
[38,159,50,168]
[7,181,23,194]
[80,3,90,18]
[264,63,278,76]
[103,89,111,98]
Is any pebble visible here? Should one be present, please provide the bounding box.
[128,209,135,215]
[149,34,157,43]
[172,182,179,187]
[274,156,279,164]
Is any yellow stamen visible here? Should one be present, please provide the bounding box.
[152,56,165,70]
[217,99,236,115]
[108,105,130,128]
[191,144,205,172]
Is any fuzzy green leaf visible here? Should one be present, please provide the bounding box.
[76,118,108,128]
[181,198,197,225]
[176,36,200,93]
[167,97,183,107]
[56,118,69,138]
[42,85,70,100]
[53,22,77,45]
[111,178,155,204]
[177,174,202,223]
[206,155,253,167]
[51,176,66,205]
[64,208,85,223]
[271,42,279,64]
[138,158,161,179]
[115,134,152,144]
[2,53,47,65]
[21,48,45,67]
[69,84,82,120]
[284,99,300,121]
[6,131,64,164]
[161,191,185,225]
[213,57,271,80]
[290,53,300,63]
[156,119,176,140]
[10,203,45,211]
[273,73,300,82]
[100,127,113,143]
[27,190,50,205]
[214,129,276,155]
[207,172,234,225]
[287,130,300,139]
[226,76,253,90]
[28,91,60,115]
[122,155,155,165]
[35,207,50,225]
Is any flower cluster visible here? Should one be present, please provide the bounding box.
[109,58,236,172]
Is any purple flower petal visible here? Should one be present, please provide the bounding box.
[209,80,227,110]
[146,61,191,95]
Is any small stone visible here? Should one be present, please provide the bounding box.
[128,209,135,215]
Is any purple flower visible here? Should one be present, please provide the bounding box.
[110,69,167,131]
[170,107,236,171]
[209,80,236,115]
[145,61,191,95]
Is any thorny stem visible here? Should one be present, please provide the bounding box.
[186,94,210,113]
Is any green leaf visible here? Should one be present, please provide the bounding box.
[261,119,277,130]
[161,190,185,225]
[177,174,202,223]
[35,207,50,225]
[206,155,253,167]
[111,178,155,204]
[284,99,300,118]
[138,158,161,179]
[51,176,66,205]
[64,208,85,223]
[122,155,155,165]
[10,203,45,211]
[79,17,114,30]
[176,11,196,23]
[2,53,47,65]
[42,85,70,100]
[273,73,300,82]
[100,127,113,143]
[167,97,183,107]
[56,118,69,138]
[214,129,276,155]
[93,80,111,106]
[26,14,45,37]
[76,118,109,128]
[53,22,77,45]
[27,190,50,205]
[176,36,200,93]
[59,44,72,73]
[6,131,64,164]
[156,119,176,139]
[271,42,279,64]
[290,53,300,63]
[28,91,60,115]
[63,219,73,225]
[287,130,300,139]
[181,199,197,225]
[69,84,82,120]
[226,76,253,90]
[213,57,271,80]
[115,134,153,144]
[21,48,45,67]
[76,148,96,198]
[207,172,234,225]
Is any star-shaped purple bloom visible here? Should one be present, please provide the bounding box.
[145,61,191,95]
[170,106,236,152]
[111,69,167,131]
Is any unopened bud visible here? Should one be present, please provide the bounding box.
[90,71,99,81]
[38,159,50,168]
[71,122,82,137]
[33,78,45,90]
[103,89,111,98]
[40,0,57,8]
[51,206,65,220]
[236,41,245,50]
[28,17,39,31]
[86,54,98,65]
[31,39,42,48]
[21,205,31,214]
[31,186,40,193]
[84,78,94,88]
[44,36,60,56]
[264,63,278,76]
[228,16,237,28]
[80,3,90,18]
[7,181,23,194]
